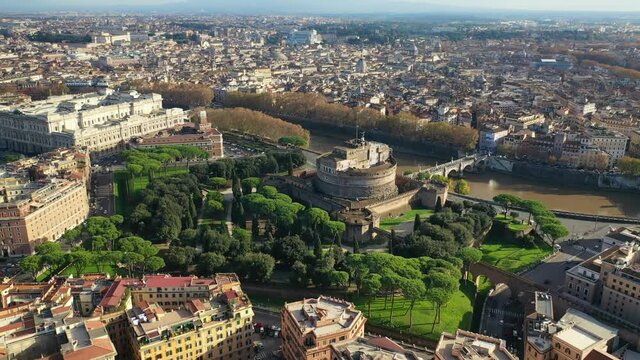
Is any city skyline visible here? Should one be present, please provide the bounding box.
[2,0,640,14]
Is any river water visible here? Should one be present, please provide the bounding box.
[308,129,640,218]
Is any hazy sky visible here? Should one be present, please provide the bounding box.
[2,0,640,13]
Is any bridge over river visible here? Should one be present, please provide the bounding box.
[407,154,489,178]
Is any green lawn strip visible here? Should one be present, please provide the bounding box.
[480,236,552,273]
[352,281,474,342]
[495,215,531,232]
[246,292,292,313]
[60,263,124,278]
[380,209,434,230]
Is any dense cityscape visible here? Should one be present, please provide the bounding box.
[1,2,640,360]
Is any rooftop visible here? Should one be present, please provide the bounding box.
[555,327,601,350]
[435,330,517,360]
[284,296,363,337]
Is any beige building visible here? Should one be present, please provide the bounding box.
[565,244,640,328]
[129,274,240,310]
[133,111,224,158]
[434,330,517,360]
[629,130,640,157]
[0,90,186,156]
[281,296,366,360]
[525,299,619,360]
[126,275,253,360]
[0,178,89,255]
[581,129,629,166]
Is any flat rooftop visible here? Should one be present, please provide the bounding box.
[284,296,361,337]
[555,327,600,350]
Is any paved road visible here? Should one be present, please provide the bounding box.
[92,171,115,216]
[252,308,282,360]
[522,223,613,290]
[480,284,523,356]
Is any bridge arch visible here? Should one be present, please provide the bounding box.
[469,262,543,302]
[446,168,459,178]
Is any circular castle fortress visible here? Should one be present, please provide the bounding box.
[314,136,398,201]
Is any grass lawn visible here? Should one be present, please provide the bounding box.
[114,167,190,215]
[495,214,531,232]
[246,292,294,312]
[480,234,552,274]
[352,281,475,342]
[380,209,434,230]
[60,263,124,277]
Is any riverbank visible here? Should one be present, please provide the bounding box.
[306,128,640,218]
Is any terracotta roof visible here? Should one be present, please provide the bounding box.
[367,336,405,353]
[62,337,116,360]
[142,275,215,288]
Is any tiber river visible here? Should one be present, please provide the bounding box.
[307,128,640,218]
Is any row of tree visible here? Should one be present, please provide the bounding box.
[201,108,310,145]
[344,252,476,329]
[21,216,165,280]
[618,156,640,177]
[188,150,305,183]
[493,194,569,246]
[129,81,214,109]
[222,91,479,151]
[122,145,210,177]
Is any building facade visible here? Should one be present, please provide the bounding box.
[0,90,186,156]
[281,296,366,360]
[132,111,224,158]
[564,244,640,328]
[126,274,253,360]
[0,149,90,255]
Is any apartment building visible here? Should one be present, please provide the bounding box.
[0,90,186,156]
[581,129,629,166]
[0,177,89,255]
[129,274,240,310]
[629,130,640,157]
[601,226,640,250]
[565,244,640,329]
[281,296,366,360]
[524,293,619,360]
[132,111,224,158]
[126,284,254,360]
[434,330,517,360]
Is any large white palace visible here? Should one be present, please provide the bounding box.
[0,89,186,155]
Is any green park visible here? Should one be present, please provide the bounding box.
[19,141,569,346]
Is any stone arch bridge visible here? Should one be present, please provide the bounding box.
[417,154,489,178]
[470,262,545,300]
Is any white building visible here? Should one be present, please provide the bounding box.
[91,32,131,45]
[0,90,186,156]
[479,125,509,153]
[581,129,629,166]
[288,29,321,46]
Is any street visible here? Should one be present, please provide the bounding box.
[480,284,523,357]
[521,221,633,290]
[252,308,283,360]
[91,170,115,216]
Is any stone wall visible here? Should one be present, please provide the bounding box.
[315,163,398,200]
